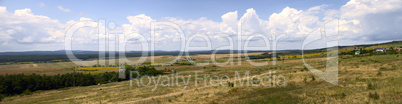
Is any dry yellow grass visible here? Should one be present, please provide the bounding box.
[75,67,120,71]
[1,53,401,103]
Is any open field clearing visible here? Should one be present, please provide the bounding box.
[0,62,77,75]
[0,52,262,75]
[1,54,401,103]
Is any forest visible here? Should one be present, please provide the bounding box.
[0,66,163,101]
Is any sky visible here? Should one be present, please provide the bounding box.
[0,0,401,52]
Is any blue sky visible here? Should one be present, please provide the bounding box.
[1,0,349,24]
[0,0,401,52]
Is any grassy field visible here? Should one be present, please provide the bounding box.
[0,52,262,75]
[1,53,401,103]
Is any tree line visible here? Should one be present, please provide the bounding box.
[0,66,164,101]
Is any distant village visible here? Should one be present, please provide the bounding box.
[353,47,401,55]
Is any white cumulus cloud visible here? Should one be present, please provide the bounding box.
[0,0,402,51]
[57,6,71,13]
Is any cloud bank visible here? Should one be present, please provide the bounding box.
[0,0,401,52]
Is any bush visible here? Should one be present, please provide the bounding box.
[376,71,382,76]
[300,66,308,72]
[21,89,32,95]
[228,88,238,94]
[341,92,346,99]
[379,67,395,71]
[227,81,234,87]
[311,75,316,81]
[367,83,375,90]
[369,92,380,100]
[136,66,163,76]
[0,94,5,101]
[125,66,163,79]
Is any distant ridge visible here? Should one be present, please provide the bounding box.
[0,40,400,56]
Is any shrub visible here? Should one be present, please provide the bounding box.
[376,71,382,76]
[369,92,380,100]
[227,81,234,87]
[132,66,164,77]
[369,59,380,63]
[367,83,375,90]
[228,88,238,94]
[210,100,218,104]
[252,78,260,84]
[341,92,346,99]
[300,66,308,72]
[21,89,32,95]
[379,67,395,71]
[311,75,316,81]
[0,94,5,101]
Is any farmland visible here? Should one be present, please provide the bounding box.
[1,53,400,103]
[0,41,401,103]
